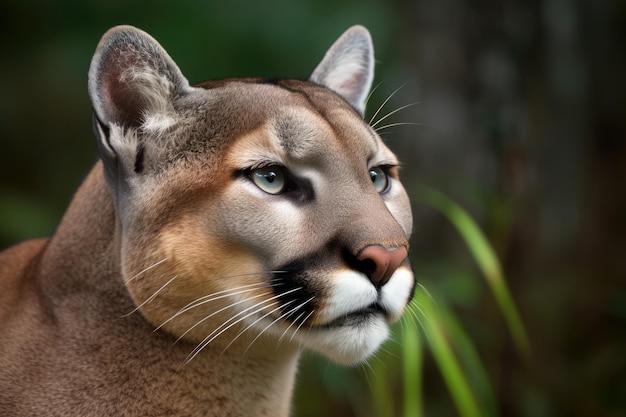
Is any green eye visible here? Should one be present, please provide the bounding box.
[369,167,389,193]
[251,166,286,194]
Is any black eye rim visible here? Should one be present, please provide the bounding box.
[239,163,392,199]
[240,164,315,202]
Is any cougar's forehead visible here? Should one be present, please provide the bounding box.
[212,80,397,171]
[226,108,367,170]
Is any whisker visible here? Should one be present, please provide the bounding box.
[368,83,406,125]
[416,282,437,307]
[124,257,168,284]
[379,345,400,361]
[244,293,316,353]
[175,290,274,342]
[156,271,289,331]
[365,81,383,107]
[229,299,298,355]
[276,296,316,345]
[374,122,424,132]
[360,360,375,393]
[367,351,389,371]
[370,102,423,129]
[289,309,315,343]
[277,311,306,346]
[156,281,275,332]
[184,287,303,363]
[185,298,280,364]
[122,274,178,317]
[405,303,429,334]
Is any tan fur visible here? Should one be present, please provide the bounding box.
[0,26,414,416]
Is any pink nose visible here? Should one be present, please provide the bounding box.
[357,245,408,287]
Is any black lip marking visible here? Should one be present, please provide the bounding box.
[270,266,317,325]
[319,303,387,329]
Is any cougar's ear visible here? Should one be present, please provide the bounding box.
[88,25,190,165]
[309,25,374,116]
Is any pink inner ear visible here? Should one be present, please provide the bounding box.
[339,73,364,98]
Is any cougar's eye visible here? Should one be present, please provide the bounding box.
[369,167,389,194]
[251,165,286,194]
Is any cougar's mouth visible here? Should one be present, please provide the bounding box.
[319,302,387,329]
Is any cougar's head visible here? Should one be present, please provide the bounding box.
[88,25,414,364]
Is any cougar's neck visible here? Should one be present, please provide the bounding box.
[38,162,300,417]
[41,161,123,300]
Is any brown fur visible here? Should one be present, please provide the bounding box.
[0,26,414,416]
[0,164,299,416]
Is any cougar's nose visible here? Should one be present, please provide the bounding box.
[357,245,408,288]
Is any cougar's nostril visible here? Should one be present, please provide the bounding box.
[357,245,408,288]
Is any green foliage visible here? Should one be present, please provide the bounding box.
[415,186,531,359]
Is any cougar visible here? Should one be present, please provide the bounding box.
[0,25,414,416]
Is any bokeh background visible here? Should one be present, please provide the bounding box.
[1,0,624,416]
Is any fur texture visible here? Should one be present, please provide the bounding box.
[0,26,414,416]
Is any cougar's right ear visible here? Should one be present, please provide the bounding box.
[88,25,190,172]
[310,25,374,116]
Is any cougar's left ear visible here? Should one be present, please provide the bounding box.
[309,25,374,116]
[88,25,190,180]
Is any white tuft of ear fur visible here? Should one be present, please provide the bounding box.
[309,26,375,116]
[88,25,190,134]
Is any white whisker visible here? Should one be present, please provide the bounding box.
[416,282,437,307]
[229,299,298,355]
[278,311,306,346]
[124,257,168,284]
[175,290,274,342]
[156,281,274,332]
[276,296,315,345]
[368,83,406,125]
[379,345,400,361]
[185,298,279,364]
[405,303,429,334]
[122,274,178,317]
[155,272,288,332]
[370,102,422,129]
[360,360,375,393]
[367,351,388,370]
[184,287,303,363]
[374,122,424,132]
[365,81,383,108]
[289,309,315,343]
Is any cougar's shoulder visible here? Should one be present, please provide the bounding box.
[0,238,47,318]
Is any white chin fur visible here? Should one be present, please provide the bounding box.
[299,315,389,365]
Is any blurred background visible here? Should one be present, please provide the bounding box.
[0,0,624,416]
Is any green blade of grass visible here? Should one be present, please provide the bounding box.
[410,293,483,417]
[401,315,424,417]
[416,186,531,357]
[436,295,499,417]
[369,355,396,417]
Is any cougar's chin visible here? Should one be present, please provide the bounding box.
[299,314,390,365]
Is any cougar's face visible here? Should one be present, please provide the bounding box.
[120,82,414,364]
[89,25,414,364]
